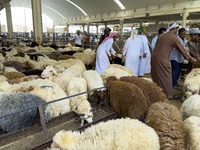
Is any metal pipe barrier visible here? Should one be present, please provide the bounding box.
[0,86,110,142]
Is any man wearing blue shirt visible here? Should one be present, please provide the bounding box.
[151,28,167,51]
[170,28,186,89]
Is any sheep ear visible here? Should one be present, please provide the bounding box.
[79,114,85,117]
[90,108,96,113]
[52,68,58,75]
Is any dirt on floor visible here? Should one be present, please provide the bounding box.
[143,73,184,110]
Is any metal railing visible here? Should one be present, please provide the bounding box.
[0,86,110,142]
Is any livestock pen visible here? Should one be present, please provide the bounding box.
[0,86,117,150]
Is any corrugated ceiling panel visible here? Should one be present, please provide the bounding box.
[135,8,146,12]
[120,0,190,9]
[160,4,173,9]
[175,1,191,7]
[71,0,120,15]
[147,6,158,11]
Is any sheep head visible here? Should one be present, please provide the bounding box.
[41,66,58,78]
[75,101,94,126]
[21,61,32,70]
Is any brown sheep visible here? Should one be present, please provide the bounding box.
[46,53,63,60]
[106,76,148,120]
[192,57,200,69]
[8,75,42,84]
[0,72,26,80]
[21,61,32,70]
[119,76,168,107]
[3,61,26,72]
[57,55,75,61]
[26,49,37,53]
[0,50,6,57]
[145,102,186,150]
[14,51,25,57]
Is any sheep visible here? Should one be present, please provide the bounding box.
[4,67,18,72]
[3,61,26,72]
[0,50,6,57]
[0,93,47,134]
[106,64,135,76]
[21,59,57,70]
[50,118,160,150]
[38,46,55,52]
[183,116,200,150]
[101,67,132,85]
[14,51,25,57]
[0,54,6,63]
[73,52,96,69]
[41,64,86,92]
[57,55,75,61]
[67,77,93,126]
[83,70,105,105]
[56,59,85,69]
[22,69,43,76]
[192,57,200,69]
[106,76,148,120]
[28,54,47,61]
[18,42,26,47]
[30,42,39,47]
[145,102,186,150]
[46,53,63,60]
[119,76,168,107]
[180,94,200,121]
[0,79,71,119]
[182,68,200,100]
[8,75,42,84]
[0,71,26,80]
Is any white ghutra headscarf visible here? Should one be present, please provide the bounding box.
[131,29,138,40]
[165,23,179,33]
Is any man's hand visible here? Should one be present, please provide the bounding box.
[143,53,147,58]
[115,53,118,57]
[189,57,195,63]
[109,57,112,61]
[139,56,141,59]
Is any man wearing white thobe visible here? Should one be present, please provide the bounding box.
[138,34,151,77]
[123,29,143,76]
[96,33,118,75]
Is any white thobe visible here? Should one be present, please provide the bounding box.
[123,37,143,76]
[95,38,115,75]
[138,35,151,76]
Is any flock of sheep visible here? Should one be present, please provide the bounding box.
[0,42,199,150]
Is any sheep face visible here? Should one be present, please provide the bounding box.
[41,66,58,78]
[76,101,94,126]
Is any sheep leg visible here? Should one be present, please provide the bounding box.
[80,118,84,126]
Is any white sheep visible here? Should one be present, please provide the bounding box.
[182,68,200,100]
[0,78,71,120]
[73,52,96,67]
[18,42,26,47]
[180,94,200,121]
[41,64,86,92]
[83,70,106,104]
[101,67,132,85]
[67,77,93,126]
[183,116,200,150]
[50,118,160,150]
[55,59,85,69]
[106,64,135,76]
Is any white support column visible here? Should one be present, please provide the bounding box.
[105,22,107,28]
[66,24,69,34]
[31,0,43,45]
[52,25,55,33]
[182,8,189,28]
[4,2,13,38]
[120,19,124,37]
[96,25,98,35]
[87,23,90,33]
[82,24,85,32]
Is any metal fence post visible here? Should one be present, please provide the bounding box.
[38,105,49,141]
